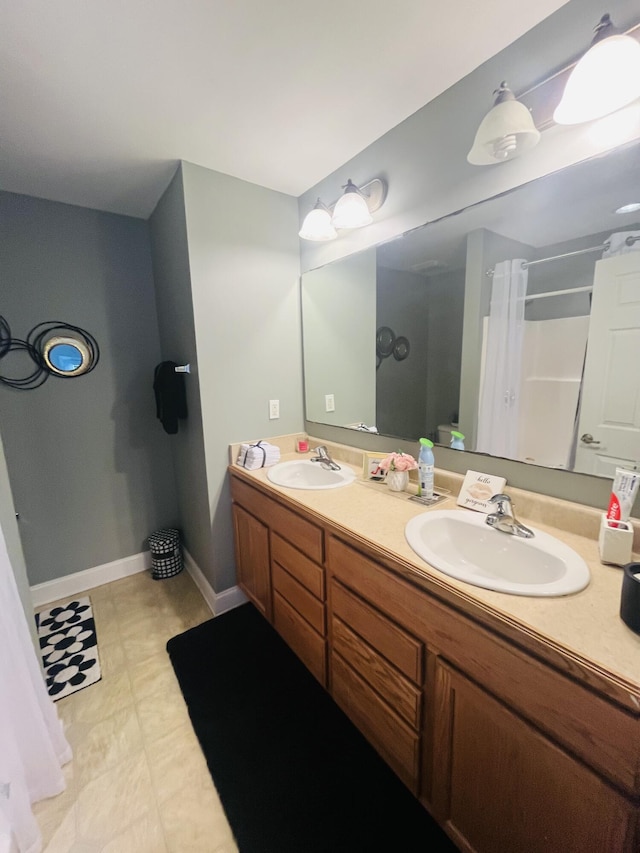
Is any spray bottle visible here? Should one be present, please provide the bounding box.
[418,438,434,500]
[450,430,465,450]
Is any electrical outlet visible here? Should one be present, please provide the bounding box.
[269,399,280,419]
[325,394,335,412]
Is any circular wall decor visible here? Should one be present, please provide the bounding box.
[393,336,411,361]
[29,322,100,381]
[376,326,396,358]
[43,335,92,376]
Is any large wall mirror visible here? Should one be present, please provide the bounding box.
[301,137,640,480]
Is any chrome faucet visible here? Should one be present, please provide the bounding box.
[310,445,341,471]
[485,494,534,539]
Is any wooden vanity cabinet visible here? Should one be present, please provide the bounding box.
[230,471,640,851]
[326,531,640,853]
[231,475,327,684]
[232,504,271,619]
[433,662,638,853]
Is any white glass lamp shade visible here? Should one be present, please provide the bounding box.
[331,180,373,229]
[554,33,640,125]
[467,94,541,165]
[298,200,337,241]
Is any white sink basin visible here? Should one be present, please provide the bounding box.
[405,509,590,597]
[267,459,356,490]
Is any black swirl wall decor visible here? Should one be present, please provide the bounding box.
[0,316,100,391]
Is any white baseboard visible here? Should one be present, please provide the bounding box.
[183,547,247,616]
[29,546,248,616]
[30,551,151,608]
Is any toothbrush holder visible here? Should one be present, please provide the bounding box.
[598,515,634,567]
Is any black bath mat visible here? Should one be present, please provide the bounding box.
[167,602,457,853]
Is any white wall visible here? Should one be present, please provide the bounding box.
[181,162,303,591]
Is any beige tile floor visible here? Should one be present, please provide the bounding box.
[33,570,240,853]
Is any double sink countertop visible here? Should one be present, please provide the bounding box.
[229,436,640,712]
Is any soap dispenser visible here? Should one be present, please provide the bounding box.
[450,430,465,450]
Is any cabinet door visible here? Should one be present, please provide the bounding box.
[431,662,638,853]
[233,504,271,619]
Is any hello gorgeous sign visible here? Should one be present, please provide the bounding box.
[457,471,507,513]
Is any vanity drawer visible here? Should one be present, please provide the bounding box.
[272,533,324,600]
[272,562,325,636]
[331,580,423,684]
[232,477,324,563]
[273,591,326,685]
[332,615,422,729]
[331,650,420,794]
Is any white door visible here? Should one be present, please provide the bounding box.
[574,252,640,476]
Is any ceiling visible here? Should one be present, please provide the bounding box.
[0,0,567,219]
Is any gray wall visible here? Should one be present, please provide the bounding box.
[303,250,376,427]
[0,191,178,585]
[424,269,464,439]
[180,162,302,592]
[149,167,214,579]
[376,266,429,438]
[297,0,640,509]
[299,0,640,276]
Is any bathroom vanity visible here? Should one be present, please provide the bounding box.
[229,453,640,852]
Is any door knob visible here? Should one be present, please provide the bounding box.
[580,433,601,445]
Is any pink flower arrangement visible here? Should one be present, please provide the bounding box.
[379,451,417,472]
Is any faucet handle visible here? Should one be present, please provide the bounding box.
[489,494,512,514]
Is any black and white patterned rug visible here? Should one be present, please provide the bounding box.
[35,596,101,700]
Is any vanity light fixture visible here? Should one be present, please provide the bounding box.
[298,199,337,241]
[467,82,541,165]
[298,178,387,240]
[553,14,640,125]
[331,179,374,228]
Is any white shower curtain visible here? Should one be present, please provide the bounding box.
[476,259,528,458]
[0,524,71,853]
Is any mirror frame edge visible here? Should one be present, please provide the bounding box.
[304,419,632,514]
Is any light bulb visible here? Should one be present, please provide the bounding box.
[298,200,337,241]
[331,180,373,229]
[554,18,640,125]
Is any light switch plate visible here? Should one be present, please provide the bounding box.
[325,394,335,412]
[269,399,280,419]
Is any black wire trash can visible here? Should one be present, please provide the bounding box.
[148,528,184,580]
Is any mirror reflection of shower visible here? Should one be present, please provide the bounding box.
[477,232,640,476]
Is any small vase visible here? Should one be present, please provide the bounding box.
[386,469,409,492]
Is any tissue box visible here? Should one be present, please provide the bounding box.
[598,515,634,566]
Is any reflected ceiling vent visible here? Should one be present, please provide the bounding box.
[411,259,448,274]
